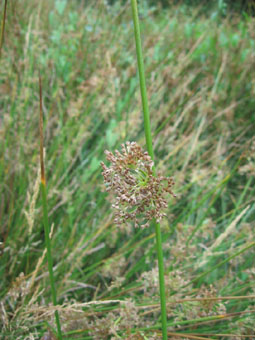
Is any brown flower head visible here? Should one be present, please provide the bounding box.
[101,141,175,228]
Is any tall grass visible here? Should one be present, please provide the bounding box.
[0,0,255,338]
[39,75,63,339]
[130,0,168,338]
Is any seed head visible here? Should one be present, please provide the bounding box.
[101,142,175,228]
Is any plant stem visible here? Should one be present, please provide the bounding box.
[0,0,8,59]
[130,1,168,339]
[130,0,154,162]
[39,75,63,340]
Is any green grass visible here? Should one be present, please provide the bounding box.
[39,74,63,339]
[1,0,255,339]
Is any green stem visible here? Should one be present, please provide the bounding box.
[130,1,167,339]
[130,0,154,162]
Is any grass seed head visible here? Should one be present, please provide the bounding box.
[101,141,175,228]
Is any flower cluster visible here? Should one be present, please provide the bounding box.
[101,142,175,228]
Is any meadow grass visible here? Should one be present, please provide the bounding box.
[39,74,63,339]
[0,0,255,339]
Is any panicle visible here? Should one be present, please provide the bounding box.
[101,142,175,228]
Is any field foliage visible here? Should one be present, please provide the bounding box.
[1,0,255,339]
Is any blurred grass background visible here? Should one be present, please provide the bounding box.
[0,0,255,339]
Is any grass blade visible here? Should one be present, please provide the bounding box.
[39,74,63,340]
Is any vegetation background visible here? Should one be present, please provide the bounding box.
[0,0,255,339]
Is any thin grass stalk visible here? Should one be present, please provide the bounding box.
[0,0,8,59]
[130,1,167,338]
[39,74,63,340]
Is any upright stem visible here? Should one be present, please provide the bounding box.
[130,1,168,339]
[130,0,154,162]
[0,0,8,59]
[39,75,63,340]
